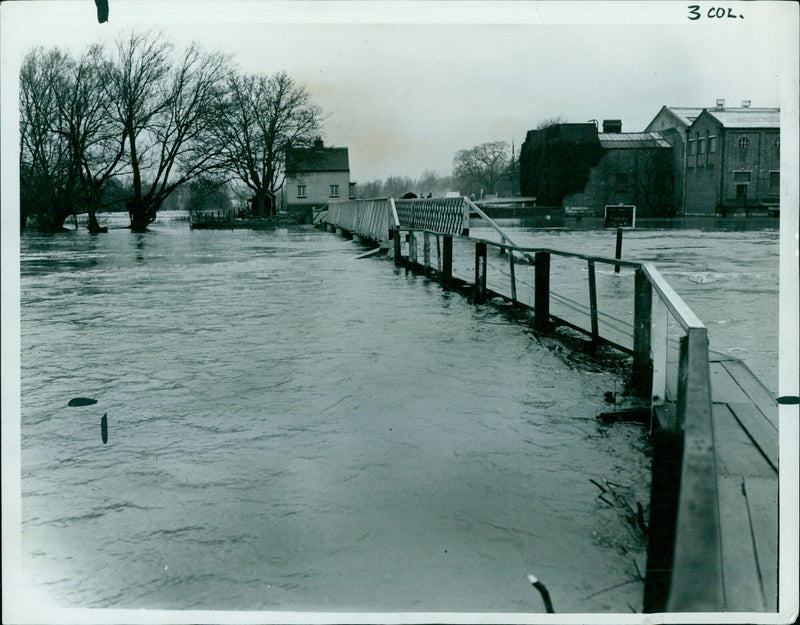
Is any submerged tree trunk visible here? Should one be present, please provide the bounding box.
[35,205,74,233]
[127,199,158,232]
[253,189,274,218]
[86,203,108,233]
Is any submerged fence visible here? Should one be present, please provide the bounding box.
[324,197,721,611]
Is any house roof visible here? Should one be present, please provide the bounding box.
[702,108,780,129]
[599,132,671,149]
[663,107,705,127]
[645,106,704,131]
[285,146,350,173]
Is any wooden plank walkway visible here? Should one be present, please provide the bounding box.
[659,353,779,611]
[708,353,778,612]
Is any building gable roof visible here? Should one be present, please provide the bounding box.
[701,108,780,129]
[645,106,705,131]
[599,132,671,149]
[286,146,350,173]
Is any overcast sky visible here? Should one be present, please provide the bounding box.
[0,0,792,183]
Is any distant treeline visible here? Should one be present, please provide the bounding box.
[359,141,520,200]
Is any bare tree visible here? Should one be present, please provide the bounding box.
[218,71,323,217]
[51,44,127,233]
[452,141,510,198]
[103,32,232,231]
[536,116,566,130]
[19,47,76,231]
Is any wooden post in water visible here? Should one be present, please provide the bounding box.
[442,236,453,285]
[534,252,551,333]
[588,260,599,344]
[393,227,402,267]
[633,268,653,397]
[423,232,431,271]
[474,241,487,303]
[615,228,623,273]
[509,252,517,303]
[409,232,417,265]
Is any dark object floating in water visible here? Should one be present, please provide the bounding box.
[527,574,555,613]
[597,408,650,425]
[101,413,108,444]
[68,397,98,407]
[95,0,109,23]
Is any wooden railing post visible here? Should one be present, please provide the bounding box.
[474,241,487,303]
[393,227,402,267]
[509,252,517,303]
[651,296,669,406]
[442,236,453,285]
[633,268,653,397]
[588,260,599,344]
[534,252,550,333]
[409,231,417,265]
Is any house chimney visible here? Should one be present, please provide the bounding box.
[313,137,323,149]
[602,119,622,133]
[742,100,751,108]
[716,98,725,110]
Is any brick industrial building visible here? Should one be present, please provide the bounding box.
[520,101,780,217]
[681,101,780,215]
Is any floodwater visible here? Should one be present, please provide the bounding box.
[16,211,774,615]
[472,219,780,392]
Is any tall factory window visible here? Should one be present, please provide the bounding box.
[709,136,717,152]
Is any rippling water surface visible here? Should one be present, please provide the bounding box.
[473,221,780,391]
[23,213,756,615]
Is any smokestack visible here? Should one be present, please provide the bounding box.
[716,99,725,110]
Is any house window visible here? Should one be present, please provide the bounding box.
[768,171,780,196]
[732,170,752,184]
[349,184,356,200]
[774,137,780,149]
[709,136,717,152]
[688,139,696,155]
[297,185,307,198]
[738,136,750,149]
[698,137,706,155]
[329,184,339,198]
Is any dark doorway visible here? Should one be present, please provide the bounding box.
[736,184,748,207]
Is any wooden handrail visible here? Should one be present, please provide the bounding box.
[640,263,705,332]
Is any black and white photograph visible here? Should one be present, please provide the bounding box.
[2,1,798,623]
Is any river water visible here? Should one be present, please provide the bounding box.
[471,219,780,392]
[16,212,777,616]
